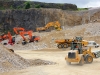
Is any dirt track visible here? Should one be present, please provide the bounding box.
[1,48,100,75]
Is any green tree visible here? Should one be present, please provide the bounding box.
[35,4,41,8]
[24,1,31,9]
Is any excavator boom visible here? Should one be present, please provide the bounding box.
[13,27,25,34]
[36,21,62,32]
[19,30,40,45]
[19,30,33,41]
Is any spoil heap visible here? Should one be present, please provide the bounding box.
[0,44,55,72]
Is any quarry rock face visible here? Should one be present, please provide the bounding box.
[0,8,100,33]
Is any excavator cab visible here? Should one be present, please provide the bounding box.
[2,32,15,45]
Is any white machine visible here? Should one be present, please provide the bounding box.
[87,41,99,48]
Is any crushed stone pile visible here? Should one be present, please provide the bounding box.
[84,23,100,36]
[0,44,56,72]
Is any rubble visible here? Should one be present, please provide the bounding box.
[0,44,56,72]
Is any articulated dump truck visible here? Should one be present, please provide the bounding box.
[55,37,88,48]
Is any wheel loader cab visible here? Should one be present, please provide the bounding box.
[71,42,83,54]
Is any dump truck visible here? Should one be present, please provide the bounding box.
[65,37,100,65]
[36,21,62,32]
[55,37,88,48]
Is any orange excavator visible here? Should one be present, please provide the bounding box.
[1,32,15,45]
[0,34,9,42]
[13,27,25,35]
[7,32,15,45]
[19,30,40,45]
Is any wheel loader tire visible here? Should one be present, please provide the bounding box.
[85,55,93,64]
[79,56,84,66]
[63,43,68,48]
[66,61,71,65]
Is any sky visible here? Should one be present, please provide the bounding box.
[29,0,100,8]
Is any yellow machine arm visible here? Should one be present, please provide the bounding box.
[36,21,62,32]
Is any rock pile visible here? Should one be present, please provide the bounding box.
[0,44,56,72]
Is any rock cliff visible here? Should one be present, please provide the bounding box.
[0,8,100,33]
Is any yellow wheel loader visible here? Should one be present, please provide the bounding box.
[65,37,100,65]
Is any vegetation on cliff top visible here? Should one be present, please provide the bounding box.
[0,1,77,10]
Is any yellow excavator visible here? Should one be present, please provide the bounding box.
[36,21,62,32]
[65,37,100,65]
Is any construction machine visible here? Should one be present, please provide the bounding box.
[55,37,88,49]
[13,27,25,35]
[0,34,9,42]
[19,30,40,45]
[1,32,15,45]
[65,37,100,65]
[36,21,62,32]
[7,32,15,45]
[55,39,73,48]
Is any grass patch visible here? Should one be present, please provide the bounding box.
[77,8,88,11]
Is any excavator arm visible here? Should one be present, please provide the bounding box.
[45,22,54,29]
[13,27,25,35]
[8,32,15,45]
[0,34,8,42]
[19,31,27,41]
[36,21,62,32]
[54,21,62,30]
[2,32,15,45]
[19,30,40,45]
[8,32,12,43]
[19,30,33,41]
